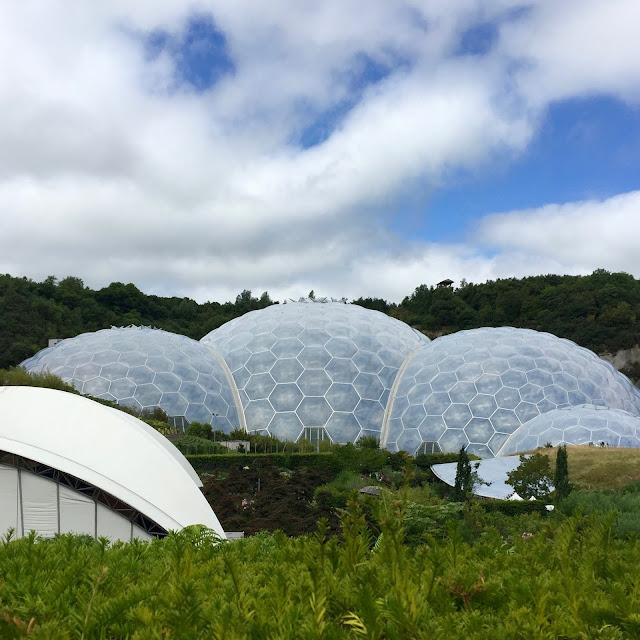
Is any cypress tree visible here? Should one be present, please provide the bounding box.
[453,446,472,502]
[554,445,572,500]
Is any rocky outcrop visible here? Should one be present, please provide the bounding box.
[600,345,640,371]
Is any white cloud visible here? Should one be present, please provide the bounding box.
[499,0,640,105]
[0,2,639,305]
[477,190,640,273]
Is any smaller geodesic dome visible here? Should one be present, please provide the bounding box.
[382,327,640,458]
[20,327,242,432]
[498,405,640,455]
[0,387,224,541]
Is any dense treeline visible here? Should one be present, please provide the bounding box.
[358,268,640,356]
[0,275,274,369]
[392,269,640,353]
[2,268,640,370]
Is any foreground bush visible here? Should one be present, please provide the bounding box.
[1,506,640,638]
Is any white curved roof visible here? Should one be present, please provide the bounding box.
[0,387,224,537]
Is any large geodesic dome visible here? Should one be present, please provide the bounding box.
[201,302,428,443]
[382,327,640,458]
[498,405,640,455]
[21,327,241,432]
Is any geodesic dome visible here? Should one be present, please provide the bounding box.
[382,327,640,458]
[21,327,241,432]
[201,302,428,443]
[498,405,640,455]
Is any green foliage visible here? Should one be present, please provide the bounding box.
[2,511,640,636]
[478,500,550,517]
[554,445,572,500]
[558,483,640,539]
[0,367,77,393]
[395,269,640,356]
[173,435,226,455]
[452,447,474,501]
[186,452,337,475]
[5,270,640,374]
[506,453,553,499]
[0,274,276,370]
[186,421,212,438]
[314,471,372,509]
[144,419,176,435]
[356,435,380,450]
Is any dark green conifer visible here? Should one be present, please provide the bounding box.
[453,446,472,502]
[554,445,572,500]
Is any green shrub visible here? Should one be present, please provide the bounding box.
[186,421,212,438]
[173,435,226,455]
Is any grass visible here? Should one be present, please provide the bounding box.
[508,445,640,491]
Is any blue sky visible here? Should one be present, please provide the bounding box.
[413,96,640,243]
[0,2,639,302]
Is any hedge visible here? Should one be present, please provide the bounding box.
[477,500,550,516]
[186,452,337,474]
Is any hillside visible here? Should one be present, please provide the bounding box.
[3,269,640,373]
[512,446,640,491]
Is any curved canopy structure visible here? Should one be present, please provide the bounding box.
[0,387,224,540]
[201,302,428,443]
[21,327,241,433]
[383,327,640,457]
[498,404,640,455]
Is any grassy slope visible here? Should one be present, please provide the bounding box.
[512,446,640,491]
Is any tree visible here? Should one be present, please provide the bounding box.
[356,436,379,450]
[453,447,473,502]
[554,445,572,500]
[187,421,212,438]
[506,453,553,500]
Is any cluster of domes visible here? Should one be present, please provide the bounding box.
[20,303,640,457]
[382,327,640,458]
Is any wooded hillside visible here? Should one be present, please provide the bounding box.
[2,269,639,370]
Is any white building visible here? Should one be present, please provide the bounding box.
[0,387,225,541]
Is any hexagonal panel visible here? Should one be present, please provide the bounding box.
[297,369,332,396]
[244,399,275,430]
[326,383,361,412]
[134,384,162,407]
[269,384,303,412]
[271,338,304,359]
[352,351,384,375]
[326,412,361,443]
[269,412,304,441]
[297,397,332,426]
[154,372,181,393]
[325,358,359,383]
[495,386,521,410]
[91,350,119,366]
[325,338,358,359]
[354,400,384,431]
[443,404,472,428]
[270,358,304,383]
[179,381,207,404]
[83,377,111,396]
[128,366,155,385]
[297,347,332,370]
[353,373,384,401]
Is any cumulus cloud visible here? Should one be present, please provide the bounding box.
[0,1,638,304]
